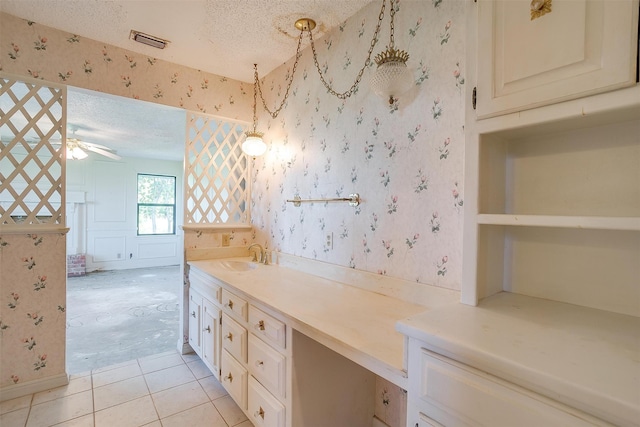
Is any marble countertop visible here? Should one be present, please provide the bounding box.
[188,257,458,388]
[397,292,640,426]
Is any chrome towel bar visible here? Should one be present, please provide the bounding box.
[286,193,360,207]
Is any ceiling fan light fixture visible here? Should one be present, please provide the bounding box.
[67,145,88,160]
[130,30,169,49]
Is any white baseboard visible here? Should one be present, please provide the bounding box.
[0,372,69,402]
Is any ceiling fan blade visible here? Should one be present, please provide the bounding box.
[80,141,114,150]
[85,145,122,160]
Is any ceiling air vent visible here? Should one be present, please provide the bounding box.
[130,30,169,49]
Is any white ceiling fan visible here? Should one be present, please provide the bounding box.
[64,129,122,160]
[65,137,122,160]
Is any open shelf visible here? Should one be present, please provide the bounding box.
[477,214,640,231]
[463,86,640,313]
[479,118,640,218]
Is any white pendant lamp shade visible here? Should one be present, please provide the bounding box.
[242,131,267,157]
[371,59,413,104]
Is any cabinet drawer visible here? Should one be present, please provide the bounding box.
[248,376,285,427]
[222,288,248,320]
[221,350,247,410]
[222,313,247,363]
[249,334,286,398]
[249,305,286,349]
[419,349,606,426]
[189,269,221,303]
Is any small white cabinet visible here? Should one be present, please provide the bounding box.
[475,0,639,118]
[188,268,222,377]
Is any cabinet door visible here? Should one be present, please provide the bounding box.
[188,290,202,356]
[202,299,221,377]
[476,0,638,118]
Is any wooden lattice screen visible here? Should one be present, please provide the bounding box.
[0,74,66,227]
[185,112,250,225]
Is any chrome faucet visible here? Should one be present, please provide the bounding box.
[248,243,264,263]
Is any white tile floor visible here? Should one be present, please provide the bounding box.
[0,351,254,427]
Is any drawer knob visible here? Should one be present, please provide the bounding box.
[255,360,264,367]
[190,311,196,318]
[255,406,265,420]
[225,333,233,341]
[225,300,234,309]
[224,373,233,382]
[256,320,266,331]
[203,325,211,333]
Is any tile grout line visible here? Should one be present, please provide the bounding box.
[138,357,161,426]
[91,371,96,427]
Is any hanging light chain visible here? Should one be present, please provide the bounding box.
[254,0,387,116]
[252,66,258,132]
[308,0,386,100]
[255,30,305,119]
[389,0,395,48]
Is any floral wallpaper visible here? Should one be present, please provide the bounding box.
[0,2,466,414]
[252,0,466,291]
[0,11,252,396]
[0,233,67,390]
[0,12,251,120]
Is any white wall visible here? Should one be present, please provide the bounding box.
[66,154,184,271]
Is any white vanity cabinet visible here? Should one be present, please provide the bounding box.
[218,290,288,426]
[247,305,288,427]
[406,339,614,427]
[475,0,639,118]
[220,288,250,410]
[188,268,222,378]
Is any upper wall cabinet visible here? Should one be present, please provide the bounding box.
[476,0,639,119]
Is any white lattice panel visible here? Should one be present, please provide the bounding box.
[185,112,250,225]
[0,74,66,227]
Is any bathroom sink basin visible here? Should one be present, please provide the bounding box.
[215,260,258,271]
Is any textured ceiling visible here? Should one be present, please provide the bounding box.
[67,88,187,161]
[1,0,373,161]
[0,0,374,83]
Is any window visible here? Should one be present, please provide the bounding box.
[137,174,176,235]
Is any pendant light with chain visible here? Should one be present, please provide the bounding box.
[242,69,267,157]
[253,0,410,121]
[370,0,412,104]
